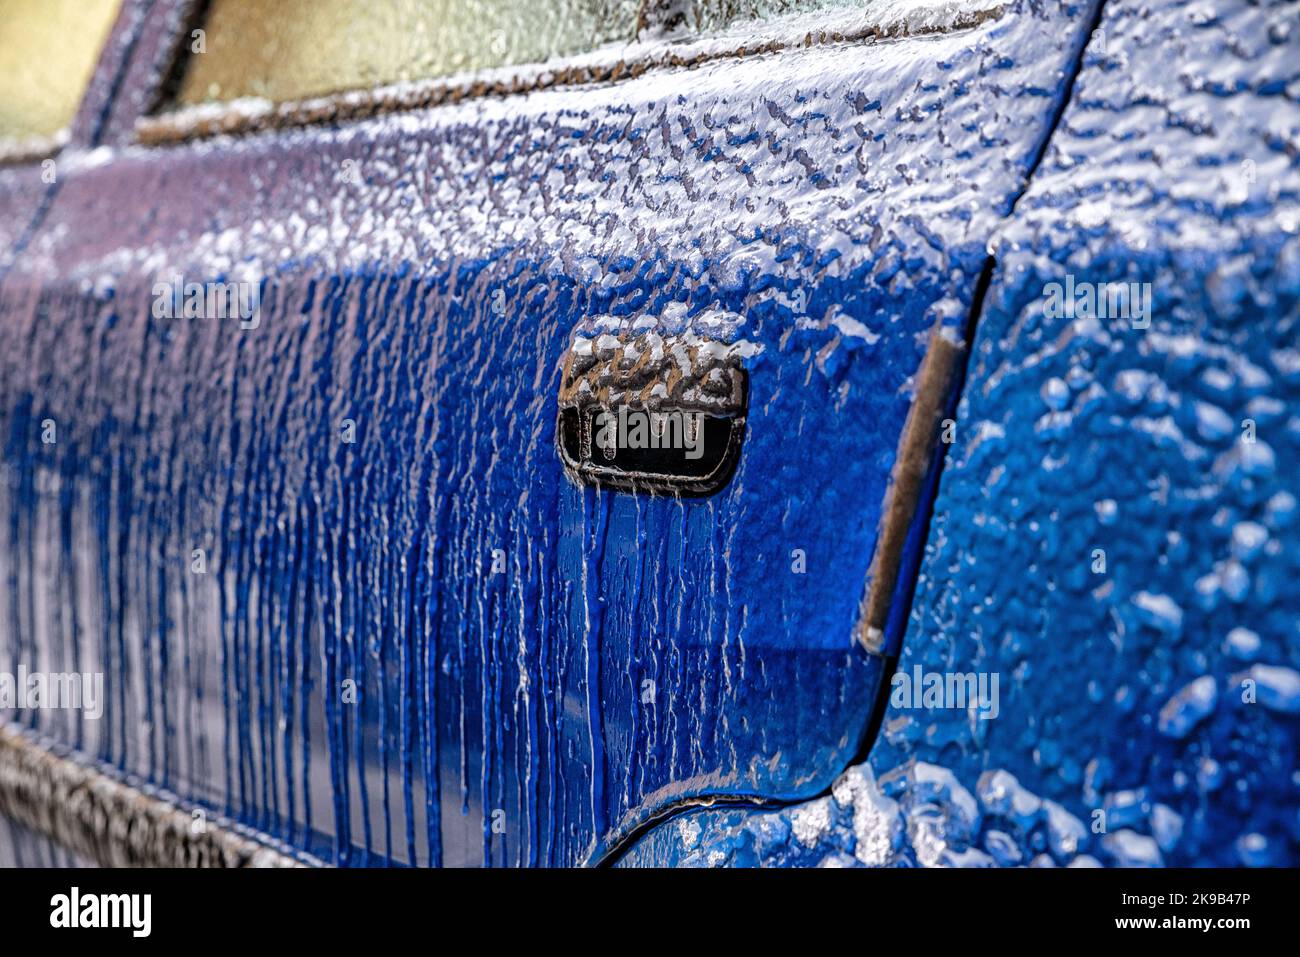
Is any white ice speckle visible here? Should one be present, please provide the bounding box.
[790,798,832,849]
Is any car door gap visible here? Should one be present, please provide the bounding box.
[599,1,1112,867]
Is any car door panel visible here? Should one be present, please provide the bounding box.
[1,0,1101,865]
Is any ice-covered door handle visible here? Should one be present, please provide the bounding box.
[556,332,749,496]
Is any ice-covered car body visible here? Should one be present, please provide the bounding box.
[0,0,1297,868]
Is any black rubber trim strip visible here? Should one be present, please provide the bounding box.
[0,723,319,868]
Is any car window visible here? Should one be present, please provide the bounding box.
[0,0,122,144]
[173,0,863,107]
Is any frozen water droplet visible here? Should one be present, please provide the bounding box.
[1157,675,1218,739]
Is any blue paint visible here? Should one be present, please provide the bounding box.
[620,0,1300,868]
[1,0,1109,865]
[0,813,93,868]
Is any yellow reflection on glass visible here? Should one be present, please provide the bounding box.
[0,0,122,143]
[176,0,644,106]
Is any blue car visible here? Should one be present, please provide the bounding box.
[0,0,1296,874]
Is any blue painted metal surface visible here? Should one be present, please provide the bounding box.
[620,0,1300,867]
[0,814,93,868]
[0,167,46,278]
[0,0,1105,865]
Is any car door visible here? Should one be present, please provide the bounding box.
[0,0,1102,865]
